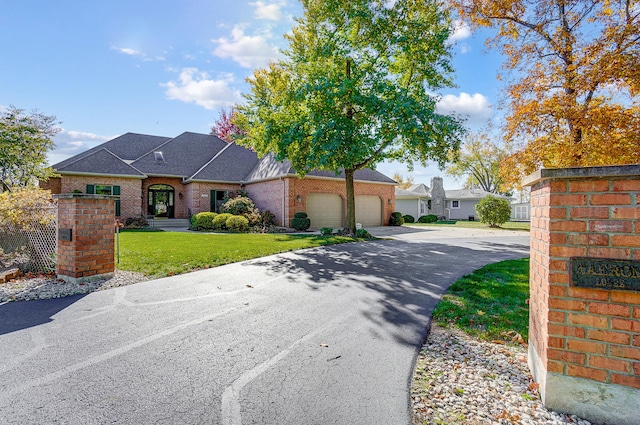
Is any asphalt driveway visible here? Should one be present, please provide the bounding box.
[0,227,529,424]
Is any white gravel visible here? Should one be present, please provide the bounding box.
[2,272,591,425]
[412,326,592,425]
[0,270,147,303]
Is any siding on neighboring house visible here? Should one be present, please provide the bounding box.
[446,199,479,220]
[395,199,422,220]
[510,202,531,221]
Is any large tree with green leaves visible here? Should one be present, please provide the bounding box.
[446,131,508,194]
[0,106,59,191]
[236,0,466,233]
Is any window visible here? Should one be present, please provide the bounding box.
[427,199,432,210]
[451,200,460,209]
[86,184,121,216]
[420,201,425,215]
[95,185,113,195]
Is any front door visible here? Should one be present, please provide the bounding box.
[148,184,175,218]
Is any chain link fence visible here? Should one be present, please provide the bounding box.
[0,205,57,273]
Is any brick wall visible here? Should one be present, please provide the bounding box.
[48,175,143,219]
[526,165,640,424]
[55,194,115,282]
[246,177,394,227]
[186,182,242,216]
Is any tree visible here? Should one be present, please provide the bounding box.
[393,173,415,190]
[446,131,508,193]
[236,0,466,233]
[0,106,59,191]
[210,107,246,143]
[451,0,640,187]
[474,195,511,227]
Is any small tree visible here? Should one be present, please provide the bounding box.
[0,106,60,191]
[210,107,247,143]
[474,196,512,228]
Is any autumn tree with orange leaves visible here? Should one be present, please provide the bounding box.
[451,0,640,188]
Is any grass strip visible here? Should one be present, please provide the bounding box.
[432,258,530,343]
[407,221,530,231]
[116,232,357,278]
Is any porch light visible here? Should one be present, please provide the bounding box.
[296,195,302,203]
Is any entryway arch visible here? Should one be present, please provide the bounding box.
[148,184,175,218]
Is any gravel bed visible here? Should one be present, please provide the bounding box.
[0,270,147,303]
[411,326,591,425]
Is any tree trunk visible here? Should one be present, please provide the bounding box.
[345,168,356,234]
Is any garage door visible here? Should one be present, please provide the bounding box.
[356,195,382,226]
[306,193,343,229]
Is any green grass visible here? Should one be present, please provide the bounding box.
[407,220,530,231]
[432,258,530,343]
[115,232,357,278]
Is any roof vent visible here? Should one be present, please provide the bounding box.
[154,151,165,162]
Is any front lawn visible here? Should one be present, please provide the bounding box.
[407,220,530,231]
[432,258,530,342]
[116,232,356,278]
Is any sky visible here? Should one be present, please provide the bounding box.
[1,0,506,190]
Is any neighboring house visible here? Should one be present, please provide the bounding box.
[41,132,396,229]
[394,177,512,221]
[511,202,531,221]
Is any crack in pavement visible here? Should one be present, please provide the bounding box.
[220,314,352,425]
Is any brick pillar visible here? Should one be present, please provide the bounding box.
[55,194,116,283]
[524,165,640,425]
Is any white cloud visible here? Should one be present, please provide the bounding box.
[251,0,286,20]
[48,129,114,165]
[436,92,493,127]
[449,20,472,42]
[111,46,165,61]
[212,25,282,68]
[162,68,243,110]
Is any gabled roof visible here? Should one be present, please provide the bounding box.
[130,132,229,177]
[56,148,146,177]
[54,131,397,185]
[407,183,430,196]
[395,187,426,199]
[188,142,260,182]
[54,133,171,170]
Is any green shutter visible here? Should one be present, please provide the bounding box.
[115,200,121,217]
[86,184,95,194]
[210,190,215,212]
[113,186,120,195]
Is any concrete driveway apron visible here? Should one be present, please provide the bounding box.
[0,226,529,425]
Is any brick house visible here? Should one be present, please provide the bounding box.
[42,132,396,229]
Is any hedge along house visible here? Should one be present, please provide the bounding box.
[42,132,397,229]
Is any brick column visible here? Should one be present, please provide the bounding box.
[55,194,116,283]
[524,165,640,425]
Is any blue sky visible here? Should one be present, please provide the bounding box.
[1,0,505,189]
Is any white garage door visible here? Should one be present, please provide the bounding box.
[356,195,382,226]
[306,193,343,229]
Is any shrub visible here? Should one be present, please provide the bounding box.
[223,189,248,202]
[475,196,512,228]
[320,227,333,236]
[418,214,438,223]
[355,228,372,239]
[403,214,415,223]
[124,216,148,229]
[260,210,276,226]
[389,211,404,226]
[191,212,217,230]
[0,187,56,232]
[213,213,233,230]
[291,212,311,231]
[221,196,256,216]
[226,215,249,232]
